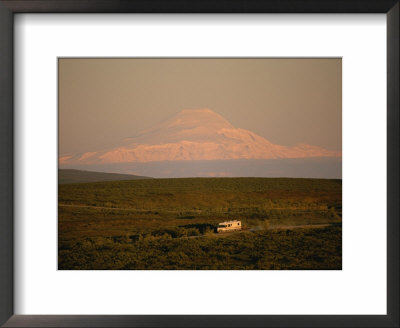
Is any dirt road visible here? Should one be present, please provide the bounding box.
[180,223,336,240]
[59,203,337,238]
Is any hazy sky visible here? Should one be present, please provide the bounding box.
[59,58,341,155]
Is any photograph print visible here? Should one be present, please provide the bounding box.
[58,58,342,270]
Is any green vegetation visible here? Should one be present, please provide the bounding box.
[58,177,342,270]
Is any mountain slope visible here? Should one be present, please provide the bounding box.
[59,169,151,184]
[60,108,341,165]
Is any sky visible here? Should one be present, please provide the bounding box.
[59,58,341,155]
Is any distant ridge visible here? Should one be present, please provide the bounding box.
[59,169,151,184]
[60,108,341,165]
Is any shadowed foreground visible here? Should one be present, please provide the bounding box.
[58,177,342,270]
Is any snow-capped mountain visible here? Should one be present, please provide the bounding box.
[60,108,341,165]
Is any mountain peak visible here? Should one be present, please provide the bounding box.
[170,108,233,128]
[60,108,341,166]
[125,108,234,145]
[178,108,223,118]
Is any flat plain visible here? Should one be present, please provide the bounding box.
[58,177,342,270]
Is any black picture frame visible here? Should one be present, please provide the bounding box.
[0,1,398,327]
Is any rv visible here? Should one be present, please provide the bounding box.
[217,220,242,233]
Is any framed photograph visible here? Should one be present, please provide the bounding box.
[0,0,398,327]
[58,57,343,271]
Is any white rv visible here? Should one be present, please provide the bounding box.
[217,220,242,233]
